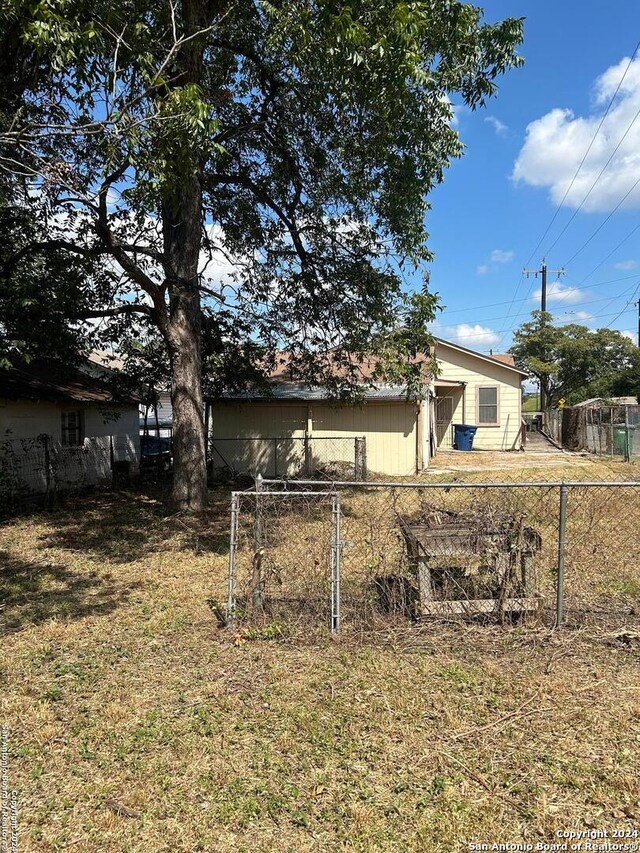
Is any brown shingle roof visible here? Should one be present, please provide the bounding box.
[489,353,516,367]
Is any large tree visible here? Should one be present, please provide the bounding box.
[510,311,638,407]
[0,1,523,510]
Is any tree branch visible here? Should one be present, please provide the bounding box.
[1,239,105,278]
[72,304,153,319]
[96,167,169,333]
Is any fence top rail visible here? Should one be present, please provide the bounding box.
[232,489,338,498]
[257,478,640,489]
[212,435,365,440]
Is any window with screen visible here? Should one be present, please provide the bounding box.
[477,387,499,425]
[61,410,84,446]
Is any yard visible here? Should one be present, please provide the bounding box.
[1,455,639,852]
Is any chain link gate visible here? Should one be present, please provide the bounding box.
[225,479,640,636]
[226,489,342,634]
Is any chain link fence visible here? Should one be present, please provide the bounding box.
[544,405,640,458]
[226,479,639,636]
[0,434,137,510]
[209,436,367,481]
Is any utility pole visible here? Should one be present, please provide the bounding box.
[636,300,639,349]
[523,259,565,411]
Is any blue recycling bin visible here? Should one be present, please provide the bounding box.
[453,423,478,451]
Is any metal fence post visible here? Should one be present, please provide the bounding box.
[624,406,631,461]
[40,434,52,500]
[331,493,341,633]
[555,483,568,627]
[253,474,264,608]
[226,493,240,625]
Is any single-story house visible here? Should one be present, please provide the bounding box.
[140,389,173,438]
[206,338,529,478]
[0,359,140,495]
[431,339,527,453]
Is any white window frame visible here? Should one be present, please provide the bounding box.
[61,409,85,446]
[476,386,500,427]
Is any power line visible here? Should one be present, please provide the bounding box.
[544,103,640,257]
[440,285,638,326]
[573,220,640,285]
[434,305,638,345]
[513,221,640,343]
[491,44,640,350]
[605,281,640,327]
[563,172,640,267]
[437,273,640,318]
[493,271,525,347]
[530,40,640,262]
[572,280,640,321]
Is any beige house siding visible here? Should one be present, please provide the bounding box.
[210,402,307,476]
[312,402,418,476]
[210,400,419,477]
[434,344,523,451]
[212,402,307,439]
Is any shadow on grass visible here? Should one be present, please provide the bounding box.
[0,549,142,635]
[33,488,231,563]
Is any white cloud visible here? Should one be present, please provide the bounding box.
[199,224,239,289]
[571,310,595,321]
[476,249,513,275]
[441,95,463,128]
[432,322,501,349]
[490,249,514,264]
[532,281,584,304]
[513,55,640,212]
[614,259,640,270]
[485,116,508,136]
[556,310,594,325]
[621,329,638,344]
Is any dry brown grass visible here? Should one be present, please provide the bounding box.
[1,458,639,851]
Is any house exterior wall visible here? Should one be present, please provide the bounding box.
[0,399,140,474]
[210,400,419,476]
[140,391,173,435]
[434,345,523,451]
[311,402,418,476]
[0,399,61,438]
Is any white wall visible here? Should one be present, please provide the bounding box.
[0,399,61,439]
[85,406,140,467]
[0,399,140,493]
[434,344,523,451]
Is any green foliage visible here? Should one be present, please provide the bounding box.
[510,311,638,406]
[522,394,539,413]
[0,0,523,399]
[0,178,114,366]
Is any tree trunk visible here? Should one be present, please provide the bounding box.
[163,166,207,511]
[168,289,207,512]
[163,0,209,512]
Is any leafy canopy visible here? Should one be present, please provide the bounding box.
[510,311,638,406]
[0,0,524,396]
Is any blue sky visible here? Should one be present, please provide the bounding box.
[424,0,640,354]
